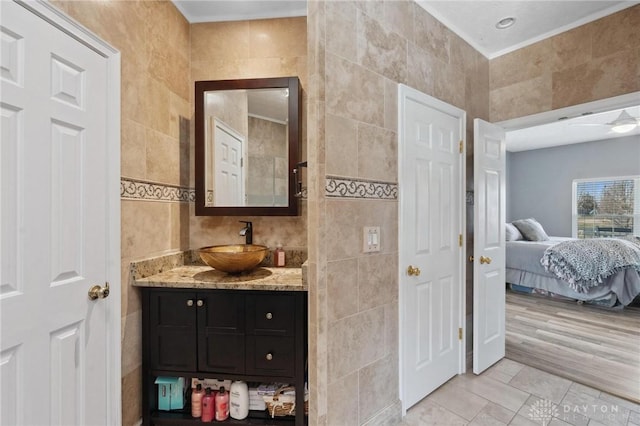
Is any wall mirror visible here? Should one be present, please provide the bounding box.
[195,77,301,216]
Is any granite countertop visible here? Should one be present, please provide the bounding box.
[133,264,306,292]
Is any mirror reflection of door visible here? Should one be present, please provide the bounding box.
[209,118,245,206]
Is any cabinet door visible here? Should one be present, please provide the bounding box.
[197,291,245,373]
[149,290,197,371]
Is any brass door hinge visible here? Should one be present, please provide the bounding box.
[459,140,463,153]
[459,234,463,247]
[458,328,463,340]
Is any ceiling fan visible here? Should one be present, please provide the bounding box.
[570,109,640,134]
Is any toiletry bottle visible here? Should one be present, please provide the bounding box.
[230,380,249,420]
[215,386,230,421]
[274,244,286,267]
[201,388,214,423]
[191,384,204,418]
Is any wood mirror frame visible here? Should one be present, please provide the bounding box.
[194,77,300,216]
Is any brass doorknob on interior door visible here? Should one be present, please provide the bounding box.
[407,265,421,276]
[88,282,110,300]
[480,256,492,264]
[265,353,273,361]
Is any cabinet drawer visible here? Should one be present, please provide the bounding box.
[246,336,295,377]
[247,294,295,335]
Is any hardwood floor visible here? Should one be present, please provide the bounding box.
[505,290,640,404]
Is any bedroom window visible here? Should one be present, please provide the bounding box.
[572,176,640,239]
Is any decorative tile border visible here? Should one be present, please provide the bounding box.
[325,176,397,200]
[121,178,307,203]
[120,178,195,202]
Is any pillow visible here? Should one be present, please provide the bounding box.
[512,218,549,241]
[505,223,523,241]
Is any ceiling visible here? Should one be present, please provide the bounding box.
[247,89,289,124]
[506,106,640,152]
[418,1,637,59]
[172,1,306,23]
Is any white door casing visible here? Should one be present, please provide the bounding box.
[0,1,121,424]
[213,118,245,206]
[399,85,466,412]
[473,119,506,374]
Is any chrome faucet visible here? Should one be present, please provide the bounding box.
[239,221,253,245]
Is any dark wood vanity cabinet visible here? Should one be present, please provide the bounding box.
[142,288,307,426]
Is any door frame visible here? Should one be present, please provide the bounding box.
[488,91,639,382]
[397,84,467,413]
[495,91,640,131]
[16,1,122,423]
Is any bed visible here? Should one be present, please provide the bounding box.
[505,220,640,307]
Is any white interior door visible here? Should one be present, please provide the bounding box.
[399,85,465,411]
[214,119,245,206]
[473,119,506,374]
[0,1,120,424]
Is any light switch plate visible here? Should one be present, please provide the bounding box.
[363,226,381,253]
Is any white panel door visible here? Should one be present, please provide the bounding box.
[473,119,506,374]
[213,119,245,206]
[399,85,465,411]
[1,1,119,424]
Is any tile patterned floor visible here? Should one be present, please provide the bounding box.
[402,359,640,426]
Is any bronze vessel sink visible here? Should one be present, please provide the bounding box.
[198,244,269,273]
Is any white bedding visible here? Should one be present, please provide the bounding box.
[506,237,640,306]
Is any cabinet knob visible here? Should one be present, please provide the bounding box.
[186,299,194,307]
[197,299,204,307]
[265,353,273,361]
[266,312,273,320]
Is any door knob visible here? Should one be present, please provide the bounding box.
[88,282,110,300]
[480,256,492,264]
[407,265,421,276]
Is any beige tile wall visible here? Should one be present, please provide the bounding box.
[490,5,640,121]
[307,1,489,424]
[50,1,190,424]
[189,18,308,252]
